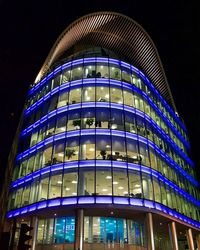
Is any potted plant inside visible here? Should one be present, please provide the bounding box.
[72,119,81,129]
[100,150,107,160]
[86,118,94,128]
[66,149,76,160]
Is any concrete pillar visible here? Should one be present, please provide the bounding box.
[9,218,16,250]
[88,217,93,243]
[168,222,178,250]
[196,234,200,250]
[30,216,38,250]
[146,213,155,250]
[75,209,84,250]
[186,228,194,250]
[127,220,132,244]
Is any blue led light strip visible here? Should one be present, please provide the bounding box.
[21,101,193,167]
[28,57,186,133]
[16,129,197,186]
[6,196,200,229]
[11,160,200,207]
[24,78,189,149]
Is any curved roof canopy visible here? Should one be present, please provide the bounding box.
[35,11,176,111]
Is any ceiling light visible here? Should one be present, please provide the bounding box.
[113,181,118,185]
[72,180,77,184]
[111,124,117,129]
[102,189,108,192]
[118,186,124,190]
[134,184,140,188]
[106,176,112,179]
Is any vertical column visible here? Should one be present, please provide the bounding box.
[88,217,93,243]
[9,218,16,250]
[78,171,85,196]
[31,216,38,250]
[196,234,200,250]
[127,220,132,244]
[75,209,84,250]
[146,213,155,250]
[168,222,178,250]
[186,228,194,250]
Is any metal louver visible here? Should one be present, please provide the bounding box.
[35,11,177,111]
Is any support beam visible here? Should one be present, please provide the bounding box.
[9,218,16,250]
[187,228,194,250]
[75,209,84,250]
[147,212,155,250]
[168,222,178,250]
[196,234,200,250]
[30,217,38,250]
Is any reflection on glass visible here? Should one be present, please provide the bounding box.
[63,172,78,197]
[84,216,144,247]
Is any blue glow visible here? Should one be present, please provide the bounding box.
[11,160,200,206]
[28,204,37,212]
[64,161,78,169]
[21,207,28,214]
[25,78,188,149]
[62,197,77,205]
[144,200,155,208]
[6,196,200,229]
[130,198,143,206]
[113,197,129,205]
[48,199,61,207]
[78,197,95,204]
[21,102,191,166]
[51,163,63,172]
[37,201,47,209]
[16,128,196,185]
[29,58,186,134]
[96,196,113,204]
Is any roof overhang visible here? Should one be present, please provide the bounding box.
[35,11,177,111]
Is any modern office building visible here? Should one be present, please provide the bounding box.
[4,12,200,250]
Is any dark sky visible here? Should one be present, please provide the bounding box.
[0,0,200,187]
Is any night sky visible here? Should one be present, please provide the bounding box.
[0,1,199,189]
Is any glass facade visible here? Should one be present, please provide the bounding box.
[5,13,200,250]
[35,216,144,250]
[8,56,199,223]
[37,217,75,245]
